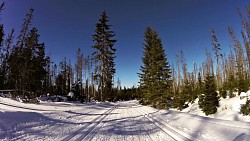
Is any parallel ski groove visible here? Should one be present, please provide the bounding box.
[130,107,154,141]
[75,106,116,141]
[61,106,116,141]
[135,108,195,141]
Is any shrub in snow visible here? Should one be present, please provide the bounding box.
[219,88,227,99]
[237,77,249,96]
[152,102,166,109]
[199,74,219,115]
[240,99,250,116]
[172,96,188,111]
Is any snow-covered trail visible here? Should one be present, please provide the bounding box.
[83,102,177,141]
[139,106,250,141]
[1,97,250,141]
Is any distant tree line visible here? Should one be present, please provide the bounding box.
[0,3,139,101]
[0,7,49,99]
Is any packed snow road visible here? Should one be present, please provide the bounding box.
[0,97,250,141]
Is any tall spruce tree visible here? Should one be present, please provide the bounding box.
[138,27,171,108]
[8,27,48,97]
[8,8,34,96]
[7,9,49,97]
[92,11,117,101]
[0,2,5,89]
[0,3,4,48]
[25,28,48,95]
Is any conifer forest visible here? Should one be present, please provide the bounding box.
[1,2,250,116]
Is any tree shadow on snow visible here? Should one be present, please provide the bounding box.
[0,111,51,140]
[233,133,250,141]
[91,112,166,138]
[0,102,53,112]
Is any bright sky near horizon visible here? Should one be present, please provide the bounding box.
[1,0,250,87]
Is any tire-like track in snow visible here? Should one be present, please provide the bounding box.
[83,102,176,141]
[129,106,172,141]
[61,106,117,141]
[135,107,196,141]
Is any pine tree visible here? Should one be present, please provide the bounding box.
[228,27,248,94]
[0,3,14,90]
[138,27,171,108]
[199,74,219,115]
[222,50,237,97]
[180,51,193,103]
[92,11,117,101]
[67,60,73,94]
[0,30,14,89]
[8,8,34,96]
[75,48,83,82]
[238,8,250,69]
[0,3,4,48]
[210,28,223,90]
[197,72,204,95]
[26,28,48,95]
[6,25,49,98]
[0,2,5,89]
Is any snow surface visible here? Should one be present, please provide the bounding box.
[179,95,250,122]
[0,95,250,141]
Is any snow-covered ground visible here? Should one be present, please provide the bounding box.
[179,91,250,122]
[0,95,250,141]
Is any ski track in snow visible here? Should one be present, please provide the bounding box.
[1,97,250,141]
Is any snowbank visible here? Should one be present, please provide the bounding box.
[179,95,250,122]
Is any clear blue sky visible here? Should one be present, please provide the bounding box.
[1,0,250,87]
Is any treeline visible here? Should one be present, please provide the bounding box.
[170,7,250,114]
[0,3,139,101]
[0,7,50,98]
[138,6,250,115]
[1,2,250,113]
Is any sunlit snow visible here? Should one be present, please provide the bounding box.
[0,94,250,141]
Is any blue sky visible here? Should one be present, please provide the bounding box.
[1,0,250,87]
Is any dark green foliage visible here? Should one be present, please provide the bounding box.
[197,72,205,95]
[0,3,249,105]
[0,3,4,43]
[219,88,227,99]
[113,86,140,101]
[241,99,250,116]
[182,79,197,103]
[237,74,249,95]
[55,74,66,96]
[0,3,5,89]
[8,27,49,97]
[199,74,219,115]
[1,9,50,98]
[138,27,171,109]
[224,72,236,98]
[0,26,4,89]
[92,11,117,101]
[172,80,193,110]
[172,95,188,111]
[54,58,69,96]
